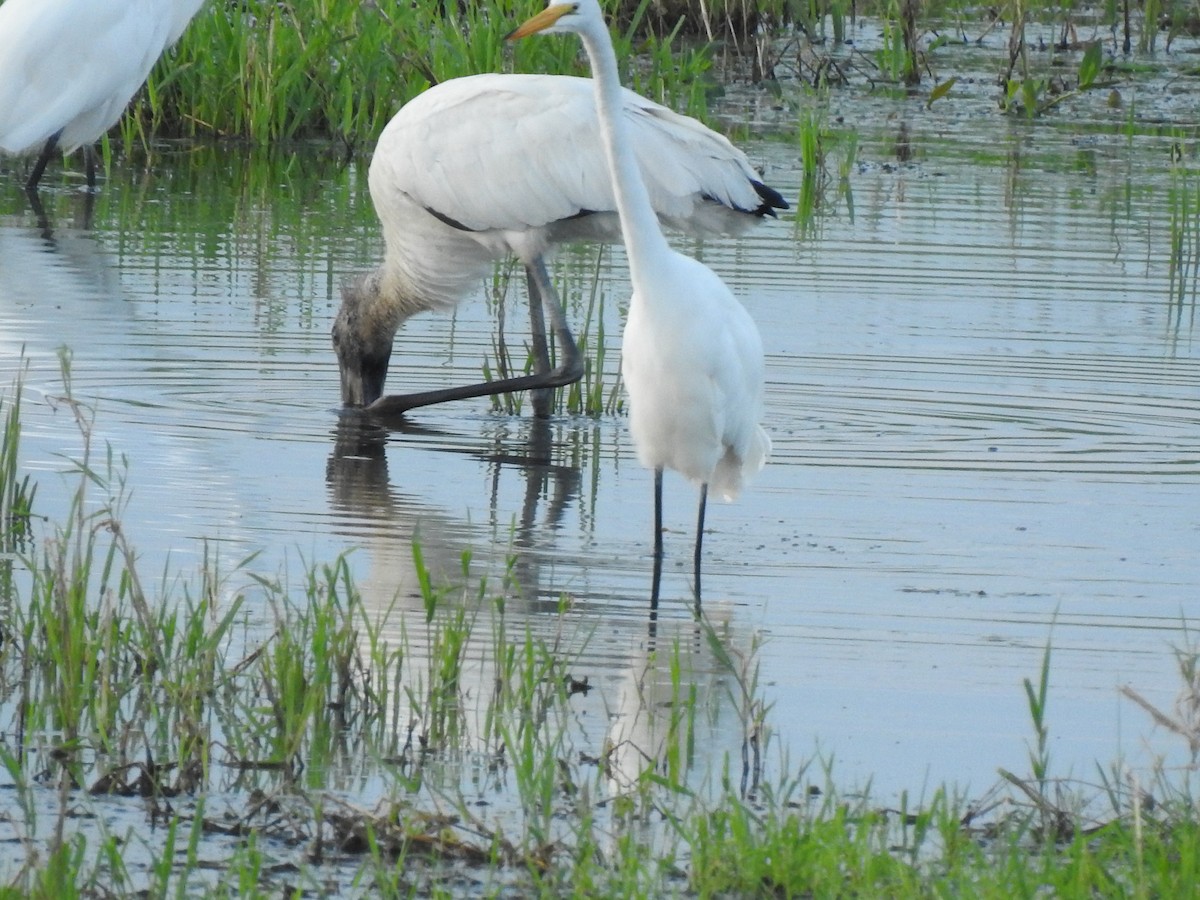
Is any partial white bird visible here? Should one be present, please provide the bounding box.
[510,0,772,604]
[332,71,786,419]
[0,0,206,191]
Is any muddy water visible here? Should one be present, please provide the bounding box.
[2,78,1199,818]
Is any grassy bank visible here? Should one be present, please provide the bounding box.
[0,0,1186,178]
[4,363,1200,895]
[127,0,1191,151]
[133,0,721,151]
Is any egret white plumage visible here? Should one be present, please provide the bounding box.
[0,0,206,191]
[331,72,786,418]
[509,0,772,603]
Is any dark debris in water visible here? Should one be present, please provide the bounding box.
[89,759,202,799]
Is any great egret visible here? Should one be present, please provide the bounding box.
[0,0,206,192]
[332,72,786,419]
[509,1,772,604]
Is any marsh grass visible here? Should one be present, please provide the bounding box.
[36,0,1191,176]
[4,368,1200,894]
[133,0,724,151]
[484,263,532,418]
[1,361,36,607]
[0,365,35,549]
[484,249,624,418]
[789,108,858,237]
[1168,167,1200,309]
[567,249,626,417]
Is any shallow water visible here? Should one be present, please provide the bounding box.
[2,46,1199,831]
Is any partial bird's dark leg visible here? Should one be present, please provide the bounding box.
[365,257,584,417]
[526,265,553,418]
[693,483,708,611]
[650,467,664,610]
[26,190,50,236]
[82,144,97,190]
[526,256,583,414]
[25,131,62,194]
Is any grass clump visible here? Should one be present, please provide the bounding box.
[1168,165,1200,309]
[690,793,925,895]
[1,360,36,606]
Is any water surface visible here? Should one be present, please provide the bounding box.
[2,69,1198,809]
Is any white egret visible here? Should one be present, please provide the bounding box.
[332,71,786,419]
[509,1,772,604]
[0,0,206,192]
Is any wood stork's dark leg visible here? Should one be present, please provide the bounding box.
[650,467,664,611]
[526,265,553,418]
[364,257,584,417]
[693,483,708,611]
[26,189,50,235]
[25,131,62,194]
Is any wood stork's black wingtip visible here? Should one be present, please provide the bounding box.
[753,180,790,216]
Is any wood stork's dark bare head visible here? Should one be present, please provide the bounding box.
[332,274,394,408]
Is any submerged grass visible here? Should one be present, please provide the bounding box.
[4,363,1200,895]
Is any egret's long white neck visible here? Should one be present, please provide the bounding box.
[574,19,672,276]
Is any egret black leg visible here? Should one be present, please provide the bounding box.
[693,483,708,610]
[650,467,664,609]
[26,131,62,193]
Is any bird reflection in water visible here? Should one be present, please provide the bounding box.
[325,413,580,617]
[326,415,762,803]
